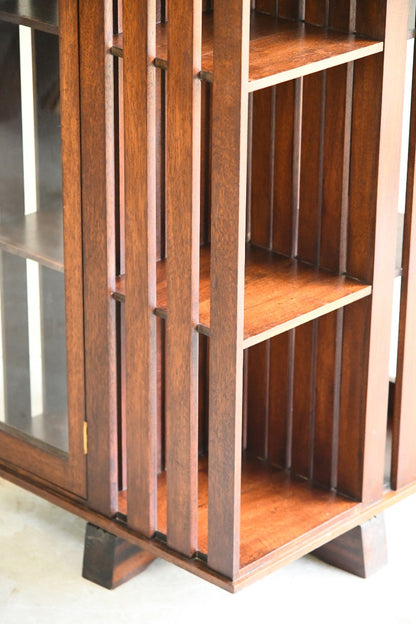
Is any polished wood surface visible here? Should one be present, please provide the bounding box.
[123,0,158,539]
[111,12,383,91]
[165,0,201,558]
[114,245,371,348]
[206,0,250,579]
[0,0,58,34]
[119,453,356,571]
[78,0,118,514]
[1,0,414,595]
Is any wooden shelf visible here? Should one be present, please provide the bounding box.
[118,454,357,570]
[114,245,371,348]
[0,0,58,34]
[111,12,383,91]
[0,211,63,272]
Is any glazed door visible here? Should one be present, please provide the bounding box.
[0,0,86,497]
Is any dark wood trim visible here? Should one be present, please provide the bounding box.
[78,0,118,514]
[207,0,250,579]
[123,0,158,538]
[82,523,156,589]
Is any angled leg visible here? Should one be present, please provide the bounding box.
[82,523,156,589]
[313,514,387,578]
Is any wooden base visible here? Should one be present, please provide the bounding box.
[82,523,156,589]
[313,514,387,578]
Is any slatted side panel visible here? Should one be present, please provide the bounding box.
[123,0,158,535]
[208,0,250,580]
[165,0,201,557]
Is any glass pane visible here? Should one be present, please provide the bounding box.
[0,19,68,452]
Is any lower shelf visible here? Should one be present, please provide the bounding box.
[119,454,357,571]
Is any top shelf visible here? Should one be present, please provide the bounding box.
[112,12,383,92]
[0,0,58,35]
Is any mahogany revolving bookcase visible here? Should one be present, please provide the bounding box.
[1,0,416,593]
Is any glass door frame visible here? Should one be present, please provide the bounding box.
[0,0,86,499]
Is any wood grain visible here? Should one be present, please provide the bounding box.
[111,13,383,92]
[165,0,201,557]
[207,0,250,580]
[114,245,372,348]
[120,454,356,571]
[123,0,158,538]
[291,323,315,479]
[272,80,295,256]
[79,0,117,513]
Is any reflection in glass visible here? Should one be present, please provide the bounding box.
[0,21,68,452]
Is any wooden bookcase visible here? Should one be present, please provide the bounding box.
[0,0,416,594]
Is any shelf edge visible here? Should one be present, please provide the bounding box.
[247,41,384,92]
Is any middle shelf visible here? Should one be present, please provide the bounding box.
[114,244,371,348]
[111,12,383,92]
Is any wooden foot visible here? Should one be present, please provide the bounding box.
[82,523,156,589]
[313,515,387,578]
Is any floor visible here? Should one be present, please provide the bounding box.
[0,478,415,623]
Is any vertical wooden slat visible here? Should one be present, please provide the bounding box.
[200,82,211,245]
[329,0,355,32]
[346,56,382,283]
[268,332,292,468]
[208,0,250,579]
[392,28,416,489]
[304,0,328,26]
[165,0,201,556]
[297,71,324,265]
[277,1,300,19]
[338,297,370,498]
[198,334,209,455]
[79,0,117,514]
[272,81,295,257]
[291,323,315,479]
[313,312,339,488]
[157,317,165,473]
[246,342,269,460]
[59,0,87,494]
[356,0,386,39]
[255,0,277,15]
[123,0,157,536]
[156,68,166,261]
[251,87,274,248]
[320,64,349,272]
